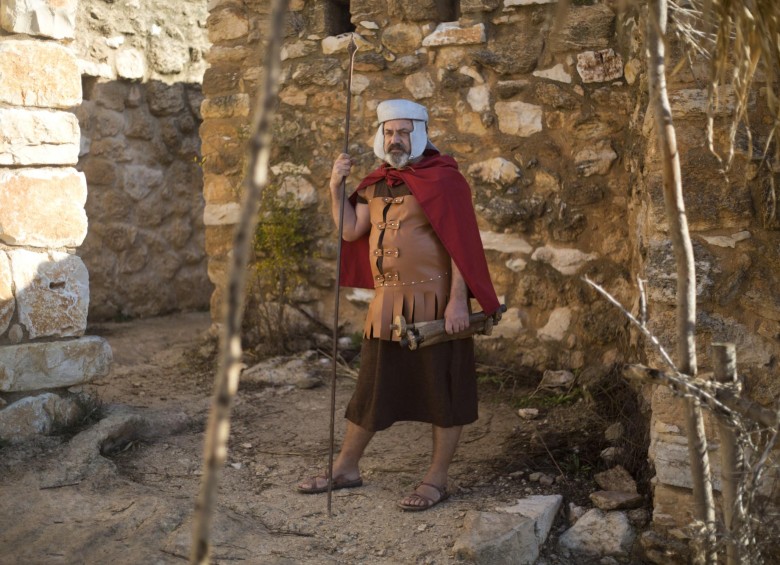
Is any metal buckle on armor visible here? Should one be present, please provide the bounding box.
[376,220,401,230]
[374,272,399,285]
[381,196,405,204]
[373,248,399,257]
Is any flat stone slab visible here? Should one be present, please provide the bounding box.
[0,336,112,392]
[454,510,539,565]
[559,509,635,559]
[496,494,563,545]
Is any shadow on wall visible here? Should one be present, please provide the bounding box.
[75,78,213,322]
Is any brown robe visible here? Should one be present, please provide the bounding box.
[344,181,478,432]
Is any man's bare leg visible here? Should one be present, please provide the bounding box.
[298,421,374,491]
[400,425,462,508]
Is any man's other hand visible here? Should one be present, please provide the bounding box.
[444,300,469,334]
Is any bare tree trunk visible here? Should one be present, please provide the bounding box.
[712,343,745,565]
[189,1,289,563]
[646,1,717,562]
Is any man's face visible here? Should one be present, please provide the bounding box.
[383,119,413,168]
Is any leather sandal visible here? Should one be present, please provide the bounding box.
[297,474,363,494]
[397,482,449,511]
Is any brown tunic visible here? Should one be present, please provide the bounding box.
[344,181,478,432]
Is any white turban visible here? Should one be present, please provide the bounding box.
[373,99,437,161]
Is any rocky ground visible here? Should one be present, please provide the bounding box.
[0,312,655,564]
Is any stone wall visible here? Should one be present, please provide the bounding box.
[0,0,112,441]
[629,37,780,530]
[203,0,639,375]
[202,0,780,541]
[72,0,212,320]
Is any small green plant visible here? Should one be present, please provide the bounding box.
[249,187,317,355]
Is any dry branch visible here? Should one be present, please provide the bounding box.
[190,1,289,563]
[646,1,717,560]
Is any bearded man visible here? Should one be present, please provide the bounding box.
[298,99,500,511]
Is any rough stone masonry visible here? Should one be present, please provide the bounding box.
[201,0,779,539]
[0,0,112,440]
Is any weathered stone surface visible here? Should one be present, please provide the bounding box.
[0,40,81,107]
[466,84,491,112]
[461,0,501,12]
[0,336,112,392]
[479,306,522,338]
[10,249,89,339]
[698,230,751,248]
[146,82,186,116]
[472,21,542,75]
[576,49,624,83]
[550,4,615,52]
[0,392,82,442]
[122,164,164,201]
[650,437,722,492]
[207,5,249,43]
[281,40,312,60]
[540,369,575,389]
[479,231,533,255]
[468,158,520,187]
[453,510,539,565]
[575,140,618,176]
[531,246,597,275]
[242,350,324,389]
[0,252,13,336]
[669,86,737,119]
[278,176,318,207]
[558,509,635,559]
[0,0,77,39]
[201,94,251,119]
[292,58,343,86]
[505,0,556,4]
[595,465,637,493]
[204,203,241,226]
[381,23,422,53]
[590,491,644,511]
[404,72,435,99]
[533,64,572,84]
[0,168,87,248]
[538,308,572,341]
[495,101,543,137]
[115,48,146,80]
[496,495,562,546]
[0,108,80,166]
[423,22,486,47]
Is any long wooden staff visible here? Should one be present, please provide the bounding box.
[327,36,358,517]
[190,0,288,562]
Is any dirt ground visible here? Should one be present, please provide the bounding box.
[0,312,647,564]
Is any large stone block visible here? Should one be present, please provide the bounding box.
[381,22,422,53]
[550,4,615,52]
[423,22,486,47]
[0,40,81,108]
[0,336,111,392]
[0,0,77,39]
[9,249,89,339]
[0,251,13,335]
[0,108,80,166]
[0,167,87,248]
[0,392,82,442]
[454,510,539,564]
[495,101,543,137]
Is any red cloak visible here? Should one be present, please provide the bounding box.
[339,150,500,315]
